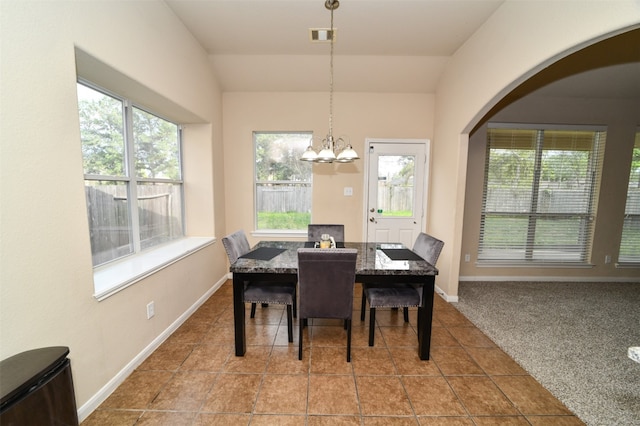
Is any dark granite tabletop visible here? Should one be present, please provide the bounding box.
[229,241,438,276]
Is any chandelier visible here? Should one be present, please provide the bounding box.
[300,0,359,163]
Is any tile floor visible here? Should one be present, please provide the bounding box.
[82,282,585,425]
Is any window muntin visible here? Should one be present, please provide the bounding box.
[78,81,184,267]
[619,131,640,264]
[254,132,312,231]
[478,125,605,263]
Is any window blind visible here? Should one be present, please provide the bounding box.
[619,131,640,264]
[478,124,606,263]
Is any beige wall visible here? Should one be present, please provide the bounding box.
[462,96,640,279]
[222,92,435,245]
[0,0,226,417]
[1,0,638,421]
[433,0,639,298]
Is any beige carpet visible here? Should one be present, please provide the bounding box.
[454,281,640,426]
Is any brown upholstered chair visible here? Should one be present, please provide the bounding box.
[307,224,345,242]
[361,232,444,346]
[222,230,296,342]
[297,248,357,361]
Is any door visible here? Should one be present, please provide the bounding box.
[365,139,429,247]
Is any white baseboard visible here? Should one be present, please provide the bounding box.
[77,275,228,422]
[459,275,640,283]
[435,285,458,303]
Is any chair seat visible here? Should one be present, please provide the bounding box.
[244,283,295,305]
[364,286,421,308]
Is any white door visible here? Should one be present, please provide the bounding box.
[365,139,429,247]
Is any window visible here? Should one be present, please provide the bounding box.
[619,131,640,264]
[78,81,184,267]
[254,132,312,231]
[478,124,605,263]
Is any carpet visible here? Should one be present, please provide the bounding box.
[454,281,640,426]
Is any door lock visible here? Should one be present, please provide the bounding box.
[369,217,376,223]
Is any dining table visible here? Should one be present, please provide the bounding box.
[229,241,439,360]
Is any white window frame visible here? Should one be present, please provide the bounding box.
[478,123,606,265]
[253,131,313,237]
[618,130,640,265]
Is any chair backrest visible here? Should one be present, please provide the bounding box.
[307,224,345,242]
[221,230,251,264]
[412,232,444,266]
[297,248,357,320]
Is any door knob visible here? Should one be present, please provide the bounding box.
[370,208,375,212]
[369,217,375,222]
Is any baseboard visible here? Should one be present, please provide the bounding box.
[459,275,640,283]
[77,275,228,422]
[435,285,458,303]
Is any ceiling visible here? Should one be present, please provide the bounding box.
[164,0,640,98]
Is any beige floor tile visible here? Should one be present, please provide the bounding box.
[148,371,216,411]
[254,374,308,414]
[464,347,528,376]
[356,376,413,416]
[352,347,397,375]
[309,346,354,374]
[193,413,250,425]
[430,347,484,376]
[136,411,196,425]
[100,370,173,409]
[81,409,142,426]
[447,327,497,348]
[402,376,466,416]
[364,416,419,425]
[308,415,362,425]
[388,347,441,376]
[267,346,310,374]
[493,375,574,416]
[418,417,474,425]
[180,344,232,372]
[308,375,360,415]
[200,373,262,413]
[446,376,519,416]
[137,341,195,371]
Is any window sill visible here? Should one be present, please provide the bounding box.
[93,237,215,301]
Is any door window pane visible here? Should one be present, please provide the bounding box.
[377,155,415,217]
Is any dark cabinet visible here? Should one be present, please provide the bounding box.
[0,346,78,425]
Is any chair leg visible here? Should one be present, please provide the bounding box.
[292,286,297,318]
[403,307,409,322]
[286,305,293,342]
[298,318,304,360]
[346,319,352,362]
[360,291,367,321]
[369,307,376,346]
[250,303,257,318]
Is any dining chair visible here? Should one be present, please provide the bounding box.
[297,248,357,361]
[222,230,296,342]
[361,232,444,346]
[307,224,345,242]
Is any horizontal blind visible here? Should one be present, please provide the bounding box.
[619,131,640,264]
[478,125,606,263]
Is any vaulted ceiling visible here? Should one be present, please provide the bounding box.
[165,0,639,98]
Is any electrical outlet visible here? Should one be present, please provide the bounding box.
[146,301,155,319]
[464,253,470,262]
[344,187,353,196]
[604,255,611,264]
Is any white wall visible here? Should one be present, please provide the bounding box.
[0,0,227,418]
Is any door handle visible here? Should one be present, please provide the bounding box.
[370,208,375,213]
[369,217,376,223]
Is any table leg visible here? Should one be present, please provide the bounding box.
[233,274,246,356]
[417,276,435,360]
